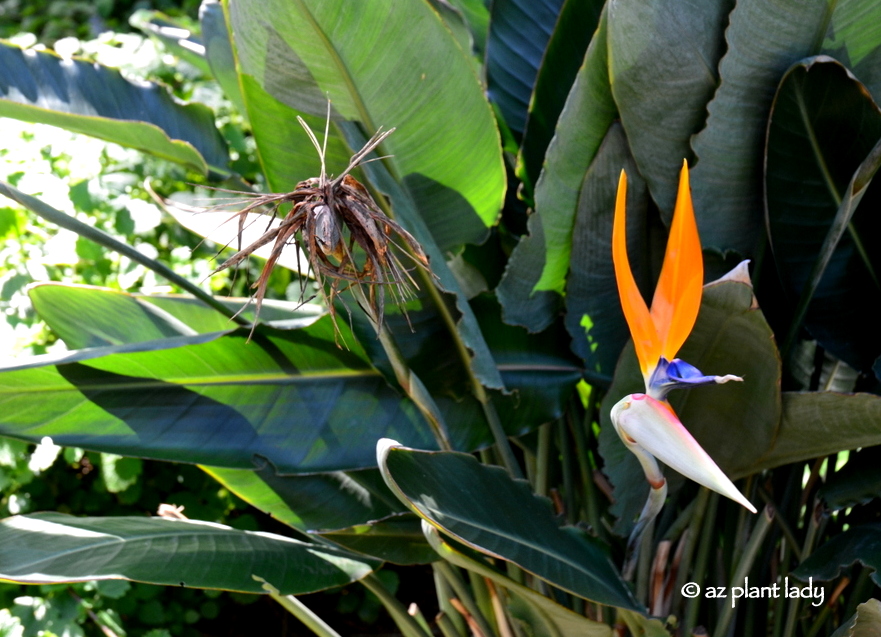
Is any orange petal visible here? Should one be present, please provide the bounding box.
[650,160,703,361]
[612,170,660,377]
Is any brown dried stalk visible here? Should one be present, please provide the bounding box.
[208,112,430,337]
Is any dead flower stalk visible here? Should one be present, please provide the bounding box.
[209,114,430,337]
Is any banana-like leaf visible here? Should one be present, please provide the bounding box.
[690,0,881,255]
[516,0,602,199]
[423,524,615,636]
[497,7,616,331]
[600,276,781,532]
[607,0,731,220]
[0,41,228,176]
[485,0,565,136]
[199,0,248,118]
[765,56,881,372]
[0,319,438,473]
[447,0,490,55]
[831,599,881,637]
[819,448,881,511]
[564,123,656,377]
[793,523,881,587]
[28,283,322,349]
[227,0,505,254]
[0,512,377,594]
[377,442,640,611]
[318,513,437,565]
[749,391,881,476]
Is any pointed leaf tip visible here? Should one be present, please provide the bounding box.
[651,161,703,361]
[612,170,660,378]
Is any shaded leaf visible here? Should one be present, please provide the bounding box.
[378,443,639,610]
[766,56,881,371]
[28,283,321,349]
[565,123,657,376]
[447,0,490,55]
[831,599,881,637]
[0,41,228,175]
[607,0,731,220]
[199,0,248,117]
[228,0,505,253]
[423,523,614,636]
[0,320,439,474]
[690,0,881,255]
[318,513,438,565]
[819,448,881,511]
[497,7,616,330]
[485,0,565,136]
[750,392,881,476]
[793,523,881,587]
[516,0,602,199]
[600,278,780,531]
[0,512,378,594]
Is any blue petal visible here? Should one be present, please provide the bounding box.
[647,358,741,399]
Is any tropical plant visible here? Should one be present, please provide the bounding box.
[2,0,881,636]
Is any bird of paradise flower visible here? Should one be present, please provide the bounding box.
[610,161,756,575]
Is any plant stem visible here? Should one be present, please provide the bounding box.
[714,505,774,637]
[570,399,603,537]
[362,573,432,637]
[269,592,344,637]
[671,488,710,612]
[350,284,452,450]
[535,422,553,497]
[434,561,496,637]
[683,492,719,636]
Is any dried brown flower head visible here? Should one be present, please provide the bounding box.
[209,114,430,337]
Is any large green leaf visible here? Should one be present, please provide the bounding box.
[564,123,656,377]
[28,283,321,349]
[689,0,881,255]
[819,447,881,511]
[377,442,640,611]
[484,0,565,136]
[228,0,505,253]
[600,276,781,531]
[0,41,228,176]
[0,512,377,594]
[318,513,437,565]
[199,0,248,117]
[607,0,731,220]
[423,523,615,636]
[497,7,616,330]
[516,0,602,199]
[749,391,881,475]
[793,523,881,587]
[0,320,439,474]
[765,57,881,372]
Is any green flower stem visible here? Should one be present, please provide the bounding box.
[0,180,249,327]
[434,561,496,637]
[682,491,719,636]
[758,487,802,562]
[558,418,577,524]
[268,591,344,637]
[670,489,709,611]
[570,402,603,538]
[535,422,553,497]
[436,612,464,637]
[434,567,468,636]
[350,285,452,450]
[714,505,774,637]
[364,178,522,478]
[362,573,432,637]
